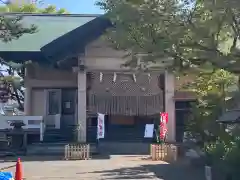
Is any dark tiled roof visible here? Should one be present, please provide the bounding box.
[0,14,97,52]
[0,14,110,64]
[41,15,111,62]
[217,110,240,123]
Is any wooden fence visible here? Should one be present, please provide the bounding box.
[64,143,90,160]
[150,144,177,162]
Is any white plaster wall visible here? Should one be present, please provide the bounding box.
[25,65,77,116]
[31,89,45,116]
[85,38,172,71]
[25,65,77,88]
[85,38,131,71]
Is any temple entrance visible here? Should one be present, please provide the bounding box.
[86,114,158,143]
[102,115,157,142]
[86,72,164,143]
[61,89,77,129]
[43,88,77,142]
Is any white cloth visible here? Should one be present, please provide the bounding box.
[97,113,105,139]
[144,124,154,138]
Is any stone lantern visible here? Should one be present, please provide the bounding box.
[8,120,26,151]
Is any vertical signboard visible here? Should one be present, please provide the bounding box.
[97,113,105,139]
[160,112,168,141]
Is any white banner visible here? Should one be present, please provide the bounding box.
[97,113,105,139]
[144,124,154,138]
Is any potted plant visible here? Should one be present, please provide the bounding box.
[72,124,80,142]
[204,140,228,180]
[8,120,26,150]
[223,137,240,180]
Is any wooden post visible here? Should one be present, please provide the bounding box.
[164,71,176,142]
[77,55,87,143]
[24,87,31,115]
[24,66,31,115]
[23,132,27,149]
[40,120,44,142]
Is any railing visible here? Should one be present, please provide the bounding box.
[0,116,44,141]
[0,116,43,129]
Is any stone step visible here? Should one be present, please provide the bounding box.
[101,138,152,143]
[104,136,145,140]
[43,137,72,143]
[31,142,70,146]
[43,139,70,143]
[98,142,150,155]
[27,143,98,156]
[44,128,74,134]
[44,133,72,137]
[43,134,73,143]
[87,128,147,142]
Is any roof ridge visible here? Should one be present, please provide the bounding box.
[0,13,103,17]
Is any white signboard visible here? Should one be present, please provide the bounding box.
[144,124,154,138]
[97,113,105,139]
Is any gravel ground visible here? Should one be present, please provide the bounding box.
[0,155,205,180]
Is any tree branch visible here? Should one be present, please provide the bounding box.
[229,9,240,52]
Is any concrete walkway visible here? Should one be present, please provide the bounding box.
[0,155,205,180]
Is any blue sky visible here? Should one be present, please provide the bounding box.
[42,0,104,14]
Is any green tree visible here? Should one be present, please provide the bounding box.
[97,0,240,74]
[97,0,240,144]
[184,69,236,144]
[0,3,68,14]
[0,3,67,111]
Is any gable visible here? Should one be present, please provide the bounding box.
[84,37,175,71]
[40,15,111,62]
[85,37,127,58]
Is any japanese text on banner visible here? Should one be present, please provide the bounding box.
[160,112,168,140]
[97,113,105,139]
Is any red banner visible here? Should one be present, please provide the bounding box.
[160,112,168,141]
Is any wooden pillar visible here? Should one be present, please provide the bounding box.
[77,55,87,143]
[24,66,32,115]
[24,87,31,115]
[23,132,28,149]
[165,71,176,142]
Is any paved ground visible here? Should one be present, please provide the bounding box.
[0,155,205,180]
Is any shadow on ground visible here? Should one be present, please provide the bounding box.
[0,153,113,163]
[88,162,205,180]
[0,155,64,163]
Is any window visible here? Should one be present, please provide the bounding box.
[48,91,60,115]
[28,120,41,125]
